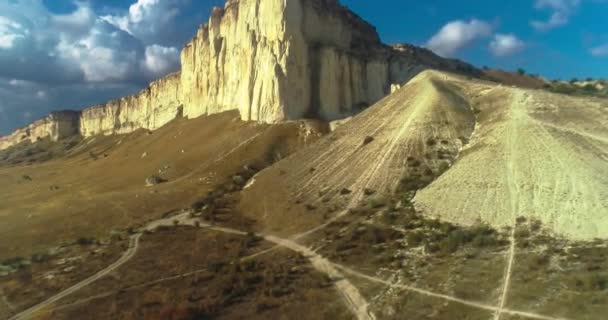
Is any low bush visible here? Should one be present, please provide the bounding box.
[77,237,96,246]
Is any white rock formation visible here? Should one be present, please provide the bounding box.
[0,0,478,150]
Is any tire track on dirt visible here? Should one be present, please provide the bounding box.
[12,214,375,320]
[494,226,516,320]
[334,263,569,320]
[9,233,142,320]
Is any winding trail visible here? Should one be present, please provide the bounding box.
[24,211,572,320]
[9,234,142,320]
[9,214,374,320]
[334,264,569,320]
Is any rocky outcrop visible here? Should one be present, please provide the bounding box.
[1,0,478,150]
[0,111,79,149]
[79,72,182,136]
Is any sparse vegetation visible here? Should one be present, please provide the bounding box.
[76,237,96,246]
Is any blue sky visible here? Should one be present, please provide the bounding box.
[342,0,608,79]
[0,0,607,135]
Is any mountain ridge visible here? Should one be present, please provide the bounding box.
[0,0,477,151]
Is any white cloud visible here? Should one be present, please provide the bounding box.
[590,44,608,56]
[55,19,144,83]
[426,19,493,57]
[531,0,580,31]
[0,16,28,49]
[489,34,525,57]
[36,90,47,99]
[0,0,197,134]
[53,3,96,40]
[143,44,180,77]
[102,0,184,46]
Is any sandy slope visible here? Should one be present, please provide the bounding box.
[240,70,477,235]
[415,83,608,240]
[243,69,608,240]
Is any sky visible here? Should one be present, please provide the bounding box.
[0,0,607,135]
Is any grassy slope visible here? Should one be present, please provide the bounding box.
[0,111,322,259]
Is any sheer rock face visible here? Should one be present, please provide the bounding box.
[179,0,392,122]
[0,111,79,149]
[79,72,182,136]
[1,0,478,149]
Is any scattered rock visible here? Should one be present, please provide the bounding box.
[141,152,148,159]
[145,175,166,187]
[232,175,245,186]
[364,188,375,196]
[363,136,374,145]
[340,188,352,195]
[49,185,60,191]
[63,266,76,273]
[305,204,316,211]
[22,175,32,181]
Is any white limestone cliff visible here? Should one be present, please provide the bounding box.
[0,0,478,150]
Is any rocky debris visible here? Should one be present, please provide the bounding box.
[340,188,352,195]
[391,83,402,93]
[329,117,353,131]
[145,175,166,187]
[362,136,374,145]
[141,152,147,159]
[364,188,376,196]
[22,174,32,181]
[232,175,245,186]
[49,185,60,191]
[158,164,171,175]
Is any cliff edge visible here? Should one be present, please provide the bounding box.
[0,0,477,150]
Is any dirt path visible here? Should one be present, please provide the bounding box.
[491,91,525,320]
[494,226,516,320]
[11,214,374,320]
[334,264,569,320]
[9,233,142,320]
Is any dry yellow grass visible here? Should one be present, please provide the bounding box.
[0,111,323,259]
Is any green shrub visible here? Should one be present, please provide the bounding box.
[368,197,386,209]
[439,230,468,254]
[407,231,424,247]
[77,237,96,246]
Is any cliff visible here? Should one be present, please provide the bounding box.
[79,72,182,136]
[0,111,79,150]
[0,0,478,150]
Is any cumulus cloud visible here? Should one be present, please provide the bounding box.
[102,0,191,47]
[426,19,493,57]
[0,0,194,135]
[489,34,525,57]
[143,45,181,78]
[590,44,608,56]
[531,0,580,31]
[0,16,29,49]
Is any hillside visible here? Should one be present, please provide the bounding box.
[0,112,325,259]
[239,70,608,240]
[2,70,607,320]
[1,0,608,319]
